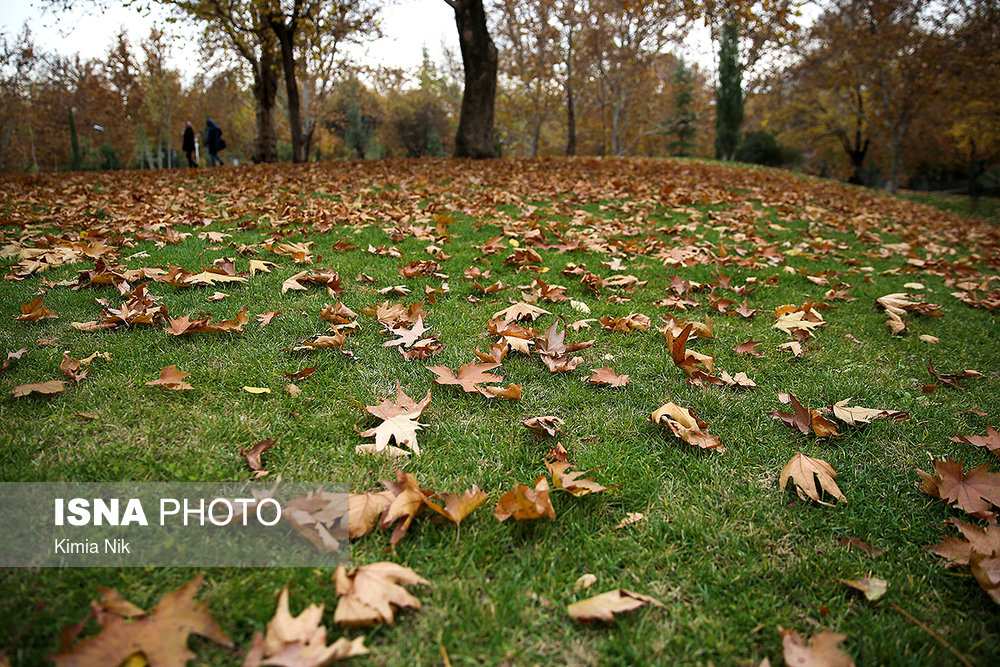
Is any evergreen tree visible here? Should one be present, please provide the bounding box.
[67,107,82,171]
[715,14,743,160]
[668,58,697,157]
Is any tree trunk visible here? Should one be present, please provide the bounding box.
[271,19,306,163]
[565,25,576,156]
[252,45,279,163]
[529,116,541,157]
[450,0,498,158]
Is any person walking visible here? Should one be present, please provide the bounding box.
[182,121,197,167]
[205,118,225,166]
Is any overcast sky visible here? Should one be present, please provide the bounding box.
[0,0,462,79]
[1,0,718,81]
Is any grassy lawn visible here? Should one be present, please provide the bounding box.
[1,157,998,665]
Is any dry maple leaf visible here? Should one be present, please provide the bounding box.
[614,513,647,530]
[927,518,1000,605]
[333,563,428,628]
[59,354,88,383]
[239,439,275,477]
[15,295,58,321]
[830,400,905,426]
[11,379,66,397]
[839,576,888,601]
[492,301,551,323]
[425,486,489,525]
[567,589,664,623]
[283,491,349,553]
[426,361,504,396]
[771,394,839,438]
[348,490,396,539]
[651,402,724,452]
[523,415,565,437]
[599,313,650,333]
[358,412,425,455]
[145,366,193,391]
[495,476,556,521]
[918,458,1000,518]
[380,471,431,547]
[546,461,616,496]
[780,452,846,506]
[663,323,715,378]
[383,315,429,349]
[875,292,943,334]
[779,627,854,667]
[951,426,1000,457]
[733,339,765,357]
[243,587,368,667]
[49,576,232,667]
[360,382,432,421]
[588,367,629,387]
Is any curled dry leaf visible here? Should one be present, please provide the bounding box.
[523,415,565,437]
[770,393,839,438]
[145,366,192,391]
[495,476,556,521]
[425,486,489,525]
[348,490,395,539]
[333,563,428,628]
[49,576,232,667]
[588,367,629,387]
[239,439,275,475]
[875,292,943,334]
[614,513,647,530]
[242,587,368,667]
[16,295,58,321]
[839,576,888,601]
[651,402,724,452]
[927,518,1000,605]
[283,491,349,553]
[780,452,846,506]
[916,457,1000,518]
[11,380,66,397]
[546,461,616,496]
[567,589,664,623]
[951,426,1000,457]
[780,627,855,667]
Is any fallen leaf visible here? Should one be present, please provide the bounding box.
[425,486,489,525]
[614,513,646,530]
[144,366,192,391]
[15,295,58,321]
[523,415,565,437]
[780,627,855,667]
[588,367,629,387]
[243,386,271,395]
[348,490,396,539]
[567,589,664,623]
[49,576,232,667]
[780,452,846,506]
[333,563,428,627]
[495,476,556,521]
[651,402,724,452]
[239,439,275,474]
[243,586,368,667]
[839,576,888,601]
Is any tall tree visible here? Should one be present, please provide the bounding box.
[444,0,498,158]
[668,57,697,156]
[714,11,742,160]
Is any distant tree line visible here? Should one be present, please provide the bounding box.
[1,0,996,200]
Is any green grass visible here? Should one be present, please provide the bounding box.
[898,190,1000,225]
[1,158,999,666]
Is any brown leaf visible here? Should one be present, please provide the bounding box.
[283,491,349,553]
[567,589,664,623]
[523,415,565,437]
[425,486,489,525]
[145,365,193,391]
[380,471,431,547]
[588,367,629,387]
[239,439,275,472]
[771,394,839,438]
[546,461,616,496]
[243,586,368,667]
[348,490,396,539]
[358,412,425,456]
[651,402,724,452]
[951,426,1000,457]
[333,562,428,627]
[15,295,58,321]
[495,476,556,521]
[780,453,846,506]
[49,576,232,667]
[780,627,855,667]
[11,380,66,397]
[426,361,504,396]
[836,537,885,557]
[733,339,765,357]
[839,576,888,601]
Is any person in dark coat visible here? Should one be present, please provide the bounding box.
[205,118,224,166]
[182,121,197,167]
